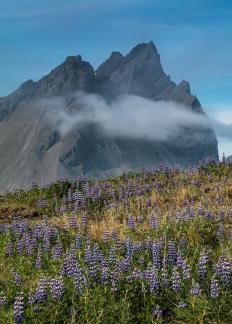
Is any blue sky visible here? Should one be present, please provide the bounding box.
[0,0,231,156]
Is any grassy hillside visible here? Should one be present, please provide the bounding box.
[0,161,232,323]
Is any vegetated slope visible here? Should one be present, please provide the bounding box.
[0,41,218,190]
[0,161,231,323]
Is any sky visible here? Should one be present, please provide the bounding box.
[0,0,231,157]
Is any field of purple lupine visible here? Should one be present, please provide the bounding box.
[0,161,232,323]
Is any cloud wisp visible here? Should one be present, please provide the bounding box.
[39,92,213,141]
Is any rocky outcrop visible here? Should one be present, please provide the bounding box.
[0,41,219,190]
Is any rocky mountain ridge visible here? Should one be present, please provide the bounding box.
[0,41,218,190]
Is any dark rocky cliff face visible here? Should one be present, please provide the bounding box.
[0,41,219,190]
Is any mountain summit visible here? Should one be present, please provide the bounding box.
[0,42,218,190]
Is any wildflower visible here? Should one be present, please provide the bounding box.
[144,266,159,294]
[172,267,181,292]
[76,233,82,249]
[12,270,22,286]
[50,277,64,300]
[149,213,157,229]
[198,250,209,279]
[35,248,43,269]
[168,240,177,265]
[179,236,186,251]
[74,267,86,294]
[35,277,47,303]
[13,292,24,324]
[153,305,162,318]
[6,240,13,256]
[0,291,7,306]
[103,230,109,243]
[127,217,135,230]
[69,215,78,229]
[177,301,187,308]
[161,266,169,288]
[210,276,219,298]
[190,281,202,297]
[217,223,224,240]
[215,256,231,287]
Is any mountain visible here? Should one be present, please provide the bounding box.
[0,41,218,190]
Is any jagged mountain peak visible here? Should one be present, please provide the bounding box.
[178,80,191,95]
[96,41,166,98]
[96,51,124,84]
[125,41,158,60]
[109,51,124,60]
[35,54,96,96]
[64,54,82,64]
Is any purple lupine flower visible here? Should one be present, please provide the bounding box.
[190,281,202,297]
[74,266,87,294]
[179,236,186,251]
[66,246,78,278]
[153,305,162,318]
[35,277,47,303]
[37,198,42,209]
[13,292,24,324]
[161,266,168,288]
[6,240,13,256]
[172,267,181,292]
[149,213,157,229]
[16,238,25,255]
[50,277,64,300]
[81,212,87,230]
[111,230,117,242]
[86,234,92,247]
[127,269,143,283]
[76,233,82,249]
[198,207,204,216]
[69,215,78,229]
[198,250,209,279]
[125,236,134,257]
[110,270,119,292]
[152,241,162,269]
[103,230,109,243]
[0,291,7,306]
[24,233,33,256]
[217,223,224,240]
[108,246,117,264]
[210,276,219,298]
[144,266,159,295]
[12,270,22,286]
[100,266,109,286]
[0,224,7,234]
[177,301,187,308]
[52,238,63,260]
[42,197,47,208]
[127,217,135,230]
[228,210,232,223]
[35,248,43,269]
[88,255,98,283]
[42,232,50,253]
[145,237,152,250]
[219,210,225,222]
[28,290,36,305]
[168,240,177,265]
[215,256,231,287]
[177,252,191,280]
